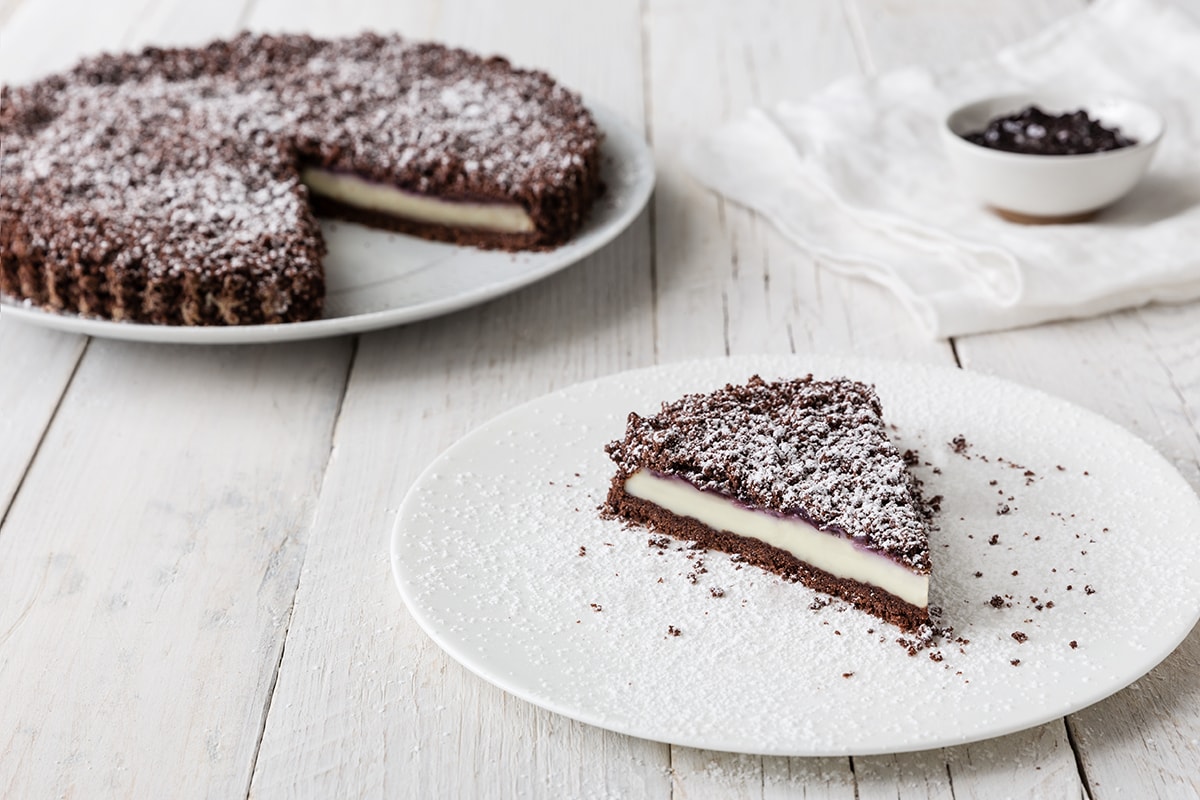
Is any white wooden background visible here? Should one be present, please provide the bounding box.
[2,0,1198,797]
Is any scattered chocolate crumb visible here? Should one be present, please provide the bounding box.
[1085,585,1096,595]
[988,534,1000,546]
[709,587,725,598]
[648,535,670,549]
[834,630,842,636]
[932,467,942,475]
[1056,465,1065,471]
[842,672,855,678]
[667,625,681,637]
[902,449,920,466]
[951,435,970,454]
[1045,601,1055,609]
[1069,640,1078,649]
[656,577,663,583]
[1011,631,1028,643]
[997,504,1011,515]
[929,651,944,662]
[578,546,587,557]
[1067,584,1073,591]
[974,571,983,578]
[866,628,875,635]
[590,603,602,612]
[809,597,830,611]
[989,479,998,486]
[1012,570,1019,576]
[1011,659,1021,666]
[989,595,1005,608]
[685,572,699,584]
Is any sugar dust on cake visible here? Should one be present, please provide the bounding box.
[604,375,934,632]
[0,32,602,325]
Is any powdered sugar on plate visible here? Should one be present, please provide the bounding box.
[392,355,1200,756]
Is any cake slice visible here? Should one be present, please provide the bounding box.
[604,375,934,632]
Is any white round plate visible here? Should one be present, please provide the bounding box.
[0,104,653,344]
[392,355,1200,756]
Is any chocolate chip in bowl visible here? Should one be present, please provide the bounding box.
[941,93,1164,224]
[963,105,1137,156]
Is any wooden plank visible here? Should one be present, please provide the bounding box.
[854,723,1084,800]
[0,1,360,797]
[0,337,351,799]
[0,322,85,523]
[246,1,665,797]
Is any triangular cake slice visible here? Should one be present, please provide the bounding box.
[604,375,934,632]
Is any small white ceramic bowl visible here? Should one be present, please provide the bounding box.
[942,93,1164,222]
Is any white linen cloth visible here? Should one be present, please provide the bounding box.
[684,0,1200,338]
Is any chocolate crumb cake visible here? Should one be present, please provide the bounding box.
[0,33,602,325]
[604,375,935,632]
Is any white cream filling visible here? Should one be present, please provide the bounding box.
[300,167,535,233]
[624,469,929,608]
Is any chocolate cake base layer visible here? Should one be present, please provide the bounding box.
[606,483,929,633]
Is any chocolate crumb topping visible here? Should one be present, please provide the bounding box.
[1011,631,1028,643]
[605,375,934,570]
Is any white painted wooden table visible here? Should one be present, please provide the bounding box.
[2,0,1198,797]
